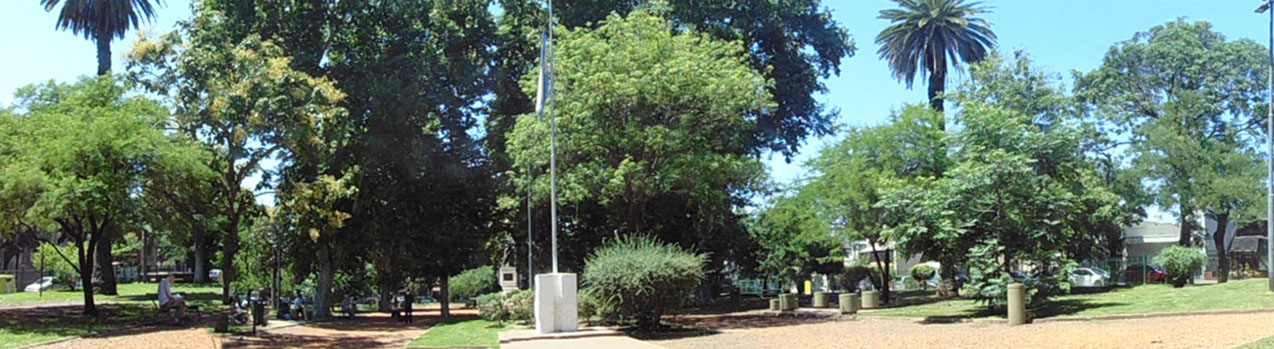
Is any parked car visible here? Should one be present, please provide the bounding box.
[1123,263,1166,284]
[210,269,222,283]
[1068,267,1108,288]
[24,276,57,292]
[1089,267,1111,279]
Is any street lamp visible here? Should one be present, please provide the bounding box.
[1258,0,1274,293]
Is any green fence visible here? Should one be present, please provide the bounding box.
[736,279,783,296]
[1090,256,1161,286]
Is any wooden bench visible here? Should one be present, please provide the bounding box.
[149,294,203,321]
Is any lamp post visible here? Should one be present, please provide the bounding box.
[1259,0,1274,293]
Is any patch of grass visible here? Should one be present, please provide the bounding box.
[1239,334,1274,349]
[408,318,505,348]
[0,283,222,308]
[866,278,1274,319]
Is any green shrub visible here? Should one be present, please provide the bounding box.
[910,264,936,290]
[475,292,508,323]
[1154,245,1206,288]
[840,265,872,291]
[31,243,80,289]
[584,236,706,329]
[475,290,534,324]
[961,244,1074,309]
[506,289,534,322]
[449,266,496,301]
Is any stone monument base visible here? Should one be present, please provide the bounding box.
[534,273,578,334]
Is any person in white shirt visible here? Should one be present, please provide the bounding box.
[157,275,187,325]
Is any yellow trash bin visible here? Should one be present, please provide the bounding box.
[0,274,14,294]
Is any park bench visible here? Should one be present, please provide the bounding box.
[148,293,203,321]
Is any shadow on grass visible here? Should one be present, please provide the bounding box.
[223,331,401,349]
[0,303,221,344]
[913,298,1130,324]
[117,291,223,304]
[303,312,469,332]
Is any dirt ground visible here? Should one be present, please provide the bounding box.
[651,311,1274,349]
[33,304,476,349]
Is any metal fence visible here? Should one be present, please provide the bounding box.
[1088,256,1162,286]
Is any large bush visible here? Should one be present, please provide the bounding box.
[1154,245,1206,288]
[584,236,706,329]
[31,243,80,289]
[449,266,496,301]
[910,264,936,290]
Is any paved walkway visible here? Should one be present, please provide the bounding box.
[651,311,1274,348]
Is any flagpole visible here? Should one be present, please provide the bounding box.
[546,0,559,274]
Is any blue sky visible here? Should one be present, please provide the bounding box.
[2,0,1271,219]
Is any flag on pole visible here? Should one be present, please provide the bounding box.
[534,31,552,119]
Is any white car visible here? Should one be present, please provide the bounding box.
[1068,267,1108,288]
[210,269,222,283]
[24,276,57,292]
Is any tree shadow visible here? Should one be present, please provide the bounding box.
[221,331,406,349]
[302,312,471,332]
[659,309,839,332]
[1031,298,1129,318]
[0,303,220,342]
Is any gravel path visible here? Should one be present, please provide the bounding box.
[652,311,1274,349]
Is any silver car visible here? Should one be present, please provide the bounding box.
[1068,267,1108,288]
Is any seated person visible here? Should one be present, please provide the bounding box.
[157,275,187,325]
[341,295,357,319]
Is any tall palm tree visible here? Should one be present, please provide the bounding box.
[41,0,163,76]
[876,0,996,116]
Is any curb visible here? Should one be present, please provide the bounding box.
[16,336,77,349]
[498,328,625,344]
[871,307,1274,324]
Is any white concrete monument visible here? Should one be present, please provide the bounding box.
[534,273,578,334]
[499,266,518,294]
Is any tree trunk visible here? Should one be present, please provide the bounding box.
[314,243,334,319]
[440,276,451,319]
[379,282,395,312]
[928,66,947,115]
[96,32,111,76]
[222,215,240,303]
[1214,212,1230,283]
[1179,204,1194,246]
[79,235,98,316]
[95,230,117,295]
[193,234,208,284]
[937,261,958,298]
[868,242,890,304]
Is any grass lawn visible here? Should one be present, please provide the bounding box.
[0,282,222,308]
[0,282,223,348]
[1241,335,1274,349]
[408,318,507,348]
[866,278,1274,319]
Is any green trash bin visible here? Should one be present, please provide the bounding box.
[0,275,13,294]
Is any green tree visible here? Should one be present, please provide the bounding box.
[752,187,845,292]
[32,243,80,289]
[876,0,997,115]
[1076,19,1267,250]
[524,0,855,157]
[0,76,209,315]
[277,172,357,320]
[40,0,162,76]
[127,4,347,302]
[504,9,771,274]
